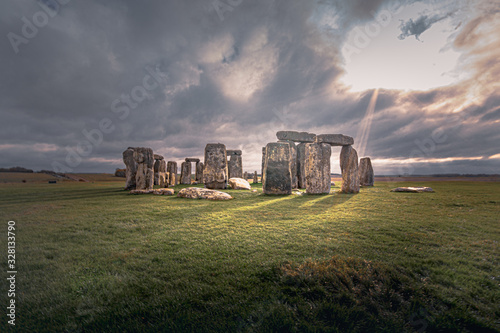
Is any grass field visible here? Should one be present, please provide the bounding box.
[0,177,498,332]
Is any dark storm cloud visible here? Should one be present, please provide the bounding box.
[0,0,498,174]
[398,12,453,41]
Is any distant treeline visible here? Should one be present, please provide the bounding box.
[0,166,33,173]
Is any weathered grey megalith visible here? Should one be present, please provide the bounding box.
[253,171,258,184]
[203,143,228,189]
[305,143,331,194]
[340,145,360,193]
[359,157,374,186]
[153,154,164,185]
[158,159,167,188]
[261,147,266,177]
[195,162,204,182]
[227,150,243,179]
[262,142,292,195]
[167,161,177,186]
[177,187,233,200]
[123,147,137,190]
[133,147,154,190]
[180,161,191,185]
[279,140,298,189]
[296,143,307,189]
[315,134,354,146]
[276,131,316,143]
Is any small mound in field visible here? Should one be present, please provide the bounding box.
[275,256,421,331]
[391,187,434,193]
[129,188,174,195]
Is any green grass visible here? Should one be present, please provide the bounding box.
[0,179,498,332]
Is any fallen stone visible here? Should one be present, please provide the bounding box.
[229,177,252,190]
[115,168,126,178]
[177,187,233,200]
[391,187,435,193]
[276,131,316,143]
[262,142,292,195]
[340,145,359,194]
[305,143,331,194]
[203,143,228,189]
[316,134,354,146]
[359,157,374,186]
[129,188,175,195]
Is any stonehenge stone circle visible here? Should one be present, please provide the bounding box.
[180,161,192,185]
[276,131,316,143]
[167,161,177,186]
[340,145,360,193]
[305,143,331,194]
[195,162,204,182]
[315,134,354,146]
[203,143,228,189]
[123,147,137,190]
[262,142,292,195]
[227,150,243,179]
[296,143,307,189]
[359,157,374,186]
[278,140,298,188]
[133,147,154,190]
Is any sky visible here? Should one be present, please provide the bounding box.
[0,0,499,175]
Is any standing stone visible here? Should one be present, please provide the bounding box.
[133,147,154,190]
[243,171,248,181]
[279,140,298,189]
[227,150,243,179]
[158,159,168,188]
[253,171,258,184]
[261,147,266,177]
[203,143,228,189]
[262,142,292,195]
[359,157,374,186]
[180,161,192,185]
[195,162,204,182]
[167,161,177,186]
[340,145,360,193]
[153,154,164,186]
[304,143,331,194]
[123,147,137,190]
[296,143,307,189]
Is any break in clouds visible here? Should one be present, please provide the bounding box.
[0,0,499,175]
